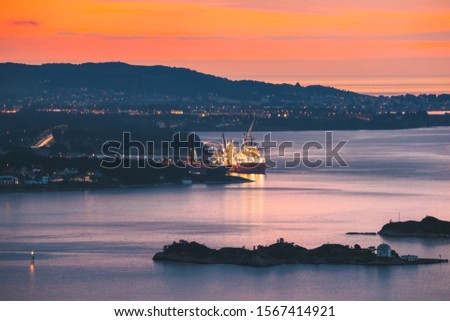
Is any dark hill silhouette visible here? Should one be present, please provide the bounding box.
[0,62,361,101]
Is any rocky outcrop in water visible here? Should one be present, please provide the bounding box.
[379,216,450,238]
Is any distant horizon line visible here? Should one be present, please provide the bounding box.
[2,60,449,97]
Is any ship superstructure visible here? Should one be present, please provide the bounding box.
[215,119,267,174]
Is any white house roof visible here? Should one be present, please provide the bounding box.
[377,243,391,250]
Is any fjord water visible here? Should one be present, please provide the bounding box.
[1,128,449,300]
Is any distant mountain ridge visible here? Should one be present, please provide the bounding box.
[0,61,362,102]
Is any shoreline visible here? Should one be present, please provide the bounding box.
[0,176,252,194]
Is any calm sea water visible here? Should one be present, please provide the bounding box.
[1,128,449,300]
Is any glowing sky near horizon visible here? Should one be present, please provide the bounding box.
[1,0,450,95]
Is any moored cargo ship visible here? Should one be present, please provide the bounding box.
[216,119,266,174]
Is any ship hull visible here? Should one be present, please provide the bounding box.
[229,162,266,174]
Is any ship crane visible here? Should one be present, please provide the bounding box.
[243,118,255,146]
[215,119,266,174]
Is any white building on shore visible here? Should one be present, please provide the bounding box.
[377,243,392,257]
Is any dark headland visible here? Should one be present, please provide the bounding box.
[379,216,450,238]
[153,239,448,267]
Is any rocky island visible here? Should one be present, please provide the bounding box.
[379,216,450,238]
[153,239,448,267]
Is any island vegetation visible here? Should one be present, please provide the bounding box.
[153,239,447,267]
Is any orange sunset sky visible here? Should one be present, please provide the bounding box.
[1,0,450,95]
